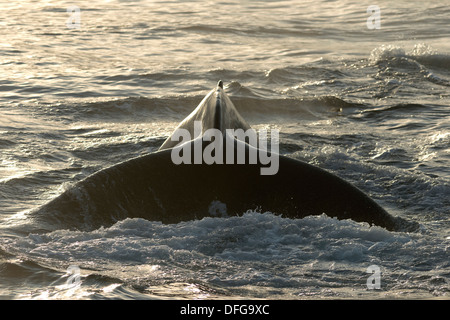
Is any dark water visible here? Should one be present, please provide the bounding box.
[0,0,449,299]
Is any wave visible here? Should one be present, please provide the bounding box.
[32,93,364,123]
[179,24,323,38]
[8,42,447,113]
[357,103,429,117]
[0,139,16,149]
[1,210,448,299]
[25,91,438,129]
[54,98,441,126]
[369,44,450,75]
[265,65,346,85]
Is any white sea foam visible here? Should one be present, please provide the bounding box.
[2,211,447,299]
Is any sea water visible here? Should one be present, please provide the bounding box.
[0,0,449,300]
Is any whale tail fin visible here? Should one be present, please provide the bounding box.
[213,81,223,130]
[159,80,250,150]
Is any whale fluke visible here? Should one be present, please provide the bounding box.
[27,81,419,233]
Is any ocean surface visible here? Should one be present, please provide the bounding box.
[0,0,449,300]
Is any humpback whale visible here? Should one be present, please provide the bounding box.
[29,81,418,233]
